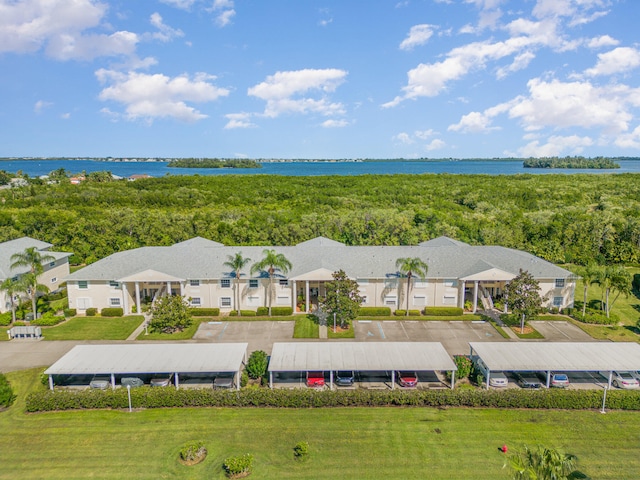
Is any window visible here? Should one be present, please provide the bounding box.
[109,298,121,307]
[384,295,397,306]
[276,295,290,305]
[190,297,201,306]
[220,297,232,308]
[109,281,120,288]
[190,279,200,287]
[279,279,289,287]
[555,279,565,288]
[247,295,260,307]
[553,296,563,307]
[413,295,427,307]
[249,279,259,288]
[442,295,456,305]
[50,277,57,284]
[220,279,231,288]
[49,261,56,267]
[78,281,88,289]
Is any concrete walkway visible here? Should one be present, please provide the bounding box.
[480,309,519,340]
[126,314,150,341]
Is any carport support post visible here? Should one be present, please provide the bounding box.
[485,371,491,390]
[451,370,455,389]
[546,370,551,388]
[236,370,240,391]
[269,371,273,389]
[330,370,334,389]
[391,370,395,390]
[607,371,612,389]
[175,373,179,389]
[48,375,54,391]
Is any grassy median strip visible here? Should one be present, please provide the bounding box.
[41,316,143,341]
[293,315,319,338]
[2,368,639,479]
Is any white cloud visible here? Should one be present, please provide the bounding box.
[393,130,442,147]
[215,9,235,27]
[587,35,619,49]
[160,0,197,10]
[149,13,184,42]
[0,0,138,60]
[209,0,235,27]
[614,125,640,149]
[60,112,71,119]
[96,70,230,122]
[322,119,349,128]
[224,113,256,129]
[425,138,446,151]
[496,51,535,79]
[584,47,640,77]
[248,68,348,118]
[393,132,413,144]
[516,134,593,157]
[34,100,52,113]
[414,129,436,139]
[399,24,436,51]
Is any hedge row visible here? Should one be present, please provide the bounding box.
[571,310,619,325]
[31,314,65,326]
[190,308,220,317]
[358,307,392,316]
[256,307,293,316]
[229,310,257,317]
[423,307,464,316]
[0,373,16,408]
[100,308,123,317]
[394,310,422,316]
[25,387,640,412]
[0,312,11,326]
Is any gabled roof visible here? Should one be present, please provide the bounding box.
[0,237,71,279]
[118,269,185,282]
[419,236,469,247]
[173,237,224,248]
[296,236,345,247]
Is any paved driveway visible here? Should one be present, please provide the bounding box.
[193,320,296,353]
[528,321,595,342]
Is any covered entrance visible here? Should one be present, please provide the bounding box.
[290,268,336,313]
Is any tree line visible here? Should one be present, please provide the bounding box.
[523,156,619,169]
[0,173,639,266]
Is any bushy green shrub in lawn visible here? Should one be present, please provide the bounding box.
[31,313,65,326]
[0,312,12,326]
[85,308,97,317]
[179,441,207,463]
[255,306,293,316]
[223,454,253,478]
[63,308,77,317]
[394,309,421,316]
[189,308,220,317]
[293,441,309,460]
[229,310,257,317]
[423,307,464,316]
[358,307,391,316]
[246,350,268,379]
[572,309,619,325]
[100,308,123,317]
[453,355,473,381]
[0,373,16,408]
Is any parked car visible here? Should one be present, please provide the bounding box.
[335,371,355,387]
[150,374,173,387]
[306,371,325,388]
[397,371,418,388]
[600,371,639,389]
[488,372,508,387]
[213,373,234,389]
[120,377,144,388]
[550,373,570,388]
[90,375,111,390]
[515,372,541,389]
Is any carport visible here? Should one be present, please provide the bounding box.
[268,342,457,389]
[469,342,640,389]
[44,343,248,391]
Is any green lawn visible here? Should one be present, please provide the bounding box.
[41,316,143,341]
[0,327,8,341]
[293,315,319,338]
[327,324,355,339]
[2,368,640,479]
[137,317,205,340]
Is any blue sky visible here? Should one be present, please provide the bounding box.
[1,0,639,159]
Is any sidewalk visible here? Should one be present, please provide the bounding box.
[126,314,151,341]
[480,309,519,340]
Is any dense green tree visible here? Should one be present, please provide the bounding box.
[149,295,192,333]
[10,247,55,318]
[223,252,251,317]
[579,264,599,317]
[250,249,292,316]
[507,445,588,480]
[319,270,363,329]
[503,269,544,334]
[395,257,429,316]
[596,265,632,318]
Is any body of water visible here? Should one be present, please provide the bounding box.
[1,159,640,177]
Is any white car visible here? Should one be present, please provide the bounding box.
[488,372,508,387]
[601,371,639,389]
[90,375,111,390]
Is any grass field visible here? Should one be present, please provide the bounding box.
[41,316,143,341]
[137,317,205,340]
[293,315,319,338]
[2,369,640,479]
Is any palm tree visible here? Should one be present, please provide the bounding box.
[507,445,588,480]
[223,252,251,317]
[250,249,292,316]
[395,257,429,316]
[595,265,632,318]
[0,277,23,324]
[580,264,598,317]
[10,247,55,319]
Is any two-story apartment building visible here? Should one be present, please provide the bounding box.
[65,236,576,315]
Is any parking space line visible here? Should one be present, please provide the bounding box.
[217,322,228,341]
[399,322,409,339]
[376,321,386,339]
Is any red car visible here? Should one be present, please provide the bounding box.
[306,371,325,388]
[397,371,418,388]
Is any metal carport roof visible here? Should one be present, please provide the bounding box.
[268,342,456,372]
[44,343,248,375]
[469,342,640,372]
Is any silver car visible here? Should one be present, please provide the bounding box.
[90,375,111,390]
[213,373,234,389]
[150,374,173,387]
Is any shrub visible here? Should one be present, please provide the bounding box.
[86,308,97,317]
[63,308,77,318]
[293,441,309,460]
[423,307,464,316]
[12,321,26,327]
[31,313,65,327]
[240,371,249,388]
[0,312,12,326]
[256,307,268,316]
[271,307,293,316]
[100,307,123,317]
[633,273,640,292]
[454,355,473,381]
[179,441,207,464]
[0,373,16,408]
[190,308,220,317]
[572,310,619,325]
[223,454,253,478]
[358,307,391,316]
[394,309,421,316]
[229,310,257,317]
[246,350,269,380]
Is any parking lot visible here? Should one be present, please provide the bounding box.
[270,370,450,390]
[193,320,296,353]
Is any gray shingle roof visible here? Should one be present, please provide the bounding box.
[0,237,71,279]
[66,236,573,282]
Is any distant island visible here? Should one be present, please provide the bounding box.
[523,156,620,169]
[167,158,262,169]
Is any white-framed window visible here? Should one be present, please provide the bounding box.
[78,281,88,289]
[249,279,259,288]
[220,279,231,288]
[384,295,397,306]
[220,297,232,308]
[109,281,120,288]
[442,295,456,305]
[190,297,201,306]
[413,295,427,307]
[555,279,565,288]
[50,277,57,283]
[109,298,121,307]
[553,296,563,307]
[279,279,289,287]
[247,295,260,307]
[361,295,368,304]
[276,295,290,305]
[49,261,56,267]
[190,279,200,287]
[414,279,428,288]
[444,279,457,287]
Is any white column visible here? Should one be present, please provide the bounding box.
[48,375,54,391]
[330,370,334,390]
[305,281,310,312]
[451,371,455,389]
[180,281,184,297]
[122,282,128,314]
[391,370,395,390]
[135,282,141,314]
[292,280,297,310]
[236,370,240,391]
[269,371,273,389]
[110,373,115,390]
[473,281,479,313]
[166,281,172,296]
[175,373,179,389]
[459,280,466,309]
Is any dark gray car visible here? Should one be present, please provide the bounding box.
[213,373,234,389]
[121,377,144,388]
[335,371,355,386]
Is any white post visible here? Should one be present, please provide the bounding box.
[166,281,171,296]
[48,375,54,391]
[292,280,297,310]
[391,370,395,390]
[175,373,179,389]
[459,280,466,309]
[486,371,491,390]
[236,370,240,391]
[127,385,132,413]
[122,282,128,314]
[601,386,608,414]
[135,281,141,314]
[269,371,273,389]
[180,282,184,297]
[330,370,334,390]
[607,371,613,389]
[110,373,115,390]
[546,370,551,388]
[305,281,310,312]
[473,281,479,313]
[451,370,455,389]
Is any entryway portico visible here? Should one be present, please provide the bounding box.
[118,269,185,314]
[290,268,335,313]
[459,265,516,313]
